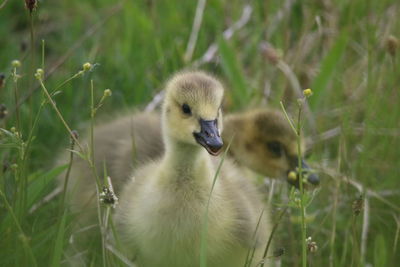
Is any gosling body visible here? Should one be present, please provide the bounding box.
[115,71,269,267]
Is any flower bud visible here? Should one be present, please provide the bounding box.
[12,60,21,68]
[104,89,112,97]
[303,88,313,98]
[83,62,92,71]
[288,171,297,182]
[34,68,44,80]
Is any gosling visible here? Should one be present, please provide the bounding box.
[115,71,270,267]
[223,109,319,188]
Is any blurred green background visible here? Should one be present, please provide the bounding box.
[1,0,399,266]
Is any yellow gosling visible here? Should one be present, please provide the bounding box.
[115,71,270,267]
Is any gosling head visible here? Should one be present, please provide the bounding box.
[228,109,319,187]
[162,71,224,156]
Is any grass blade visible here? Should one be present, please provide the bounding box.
[200,138,232,267]
[218,37,250,109]
[50,211,68,267]
[310,31,348,109]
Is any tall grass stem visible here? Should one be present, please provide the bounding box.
[199,138,232,267]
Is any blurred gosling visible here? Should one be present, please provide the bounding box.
[223,109,319,188]
[115,71,270,267]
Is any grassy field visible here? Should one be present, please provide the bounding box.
[1,0,399,266]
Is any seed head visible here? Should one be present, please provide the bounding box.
[303,88,313,98]
[71,130,79,140]
[352,195,363,216]
[260,42,281,65]
[12,60,21,68]
[25,0,37,13]
[386,35,399,57]
[306,236,318,253]
[70,130,79,146]
[308,242,318,253]
[82,62,92,71]
[99,177,119,208]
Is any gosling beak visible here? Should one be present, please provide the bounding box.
[193,119,223,156]
[287,159,319,188]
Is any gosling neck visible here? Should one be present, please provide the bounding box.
[163,135,214,184]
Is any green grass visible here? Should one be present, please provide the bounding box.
[1,0,400,266]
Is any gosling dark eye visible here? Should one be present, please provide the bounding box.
[182,103,192,115]
[266,141,283,157]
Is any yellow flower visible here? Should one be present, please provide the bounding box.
[83,62,92,71]
[303,88,313,98]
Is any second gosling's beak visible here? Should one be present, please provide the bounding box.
[193,119,223,156]
[287,159,319,188]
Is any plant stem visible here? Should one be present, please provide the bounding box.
[28,12,35,130]
[244,208,264,267]
[280,100,307,267]
[60,137,75,211]
[280,101,297,134]
[350,215,360,267]
[41,39,45,69]
[260,206,288,267]
[37,79,83,151]
[89,79,107,267]
[50,71,83,95]
[12,67,20,132]
[0,189,37,267]
[297,104,307,267]
[330,135,343,267]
